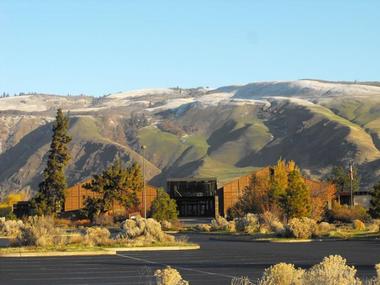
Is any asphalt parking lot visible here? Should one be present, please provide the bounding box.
[1,233,380,285]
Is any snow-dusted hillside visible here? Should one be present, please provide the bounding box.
[2,80,380,114]
[1,79,380,195]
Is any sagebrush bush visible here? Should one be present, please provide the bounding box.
[154,266,189,285]
[0,217,24,237]
[316,222,333,236]
[352,219,366,231]
[121,217,175,243]
[13,216,65,247]
[258,263,304,285]
[84,227,111,246]
[286,217,317,239]
[235,213,260,234]
[303,255,362,285]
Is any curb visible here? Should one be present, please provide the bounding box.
[0,250,115,257]
[0,245,200,257]
[106,245,200,252]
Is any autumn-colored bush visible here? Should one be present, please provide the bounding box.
[328,203,370,223]
[352,219,366,231]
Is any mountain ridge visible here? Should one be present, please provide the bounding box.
[0,79,379,196]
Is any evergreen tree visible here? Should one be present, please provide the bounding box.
[34,109,71,215]
[269,159,289,205]
[150,188,178,222]
[369,182,380,218]
[83,159,142,218]
[284,169,312,219]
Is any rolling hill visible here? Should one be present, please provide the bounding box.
[0,79,380,196]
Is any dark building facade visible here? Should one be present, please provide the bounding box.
[167,178,218,217]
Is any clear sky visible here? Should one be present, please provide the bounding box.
[0,0,379,96]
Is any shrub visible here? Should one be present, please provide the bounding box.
[151,189,178,222]
[328,203,370,223]
[286,217,317,239]
[316,222,334,237]
[195,224,211,232]
[352,219,366,231]
[259,212,285,235]
[211,216,229,231]
[84,227,111,246]
[235,214,260,234]
[13,216,65,247]
[0,217,24,237]
[303,255,362,285]
[258,263,304,285]
[154,266,189,285]
[121,217,175,243]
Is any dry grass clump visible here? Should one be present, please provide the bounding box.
[303,255,362,285]
[352,219,366,231]
[258,263,305,285]
[259,212,285,235]
[195,224,211,232]
[161,220,172,231]
[13,216,65,247]
[83,227,111,246]
[211,216,230,231]
[93,214,114,226]
[235,214,260,234]
[0,217,24,237]
[121,217,175,243]
[286,217,317,239]
[154,266,189,285]
[231,276,254,285]
[367,223,380,233]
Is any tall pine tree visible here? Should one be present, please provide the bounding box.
[369,182,380,218]
[35,109,71,215]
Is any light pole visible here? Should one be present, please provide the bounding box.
[141,145,147,218]
[349,161,354,208]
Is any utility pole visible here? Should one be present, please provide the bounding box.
[141,145,147,218]
[349,161,354,208]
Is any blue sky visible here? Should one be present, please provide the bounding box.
[0,0,379,96]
